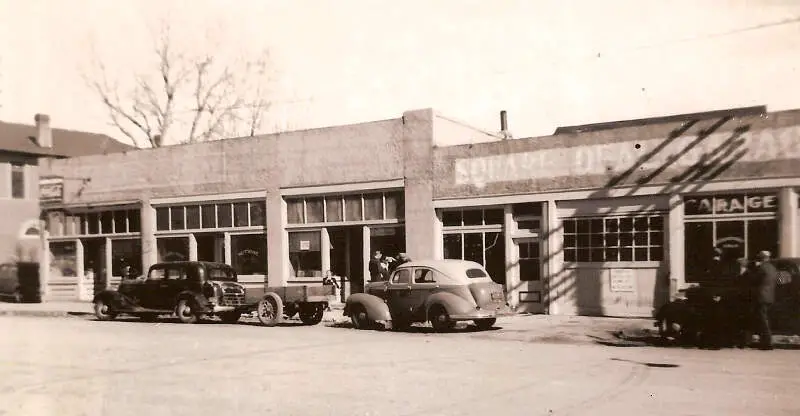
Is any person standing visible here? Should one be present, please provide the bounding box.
[744,251,778,350]
[368,250,384,282]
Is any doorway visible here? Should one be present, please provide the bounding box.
[82,238,107,297]
[329,227,364,299]
[514,237,544,313]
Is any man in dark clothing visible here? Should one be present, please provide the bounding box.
[744,251,778,350]
[388,253,411,273]
[368,250,384,282]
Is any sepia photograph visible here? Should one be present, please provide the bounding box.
[1,0,799,415]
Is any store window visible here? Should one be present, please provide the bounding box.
[230,234,267,275]
[156,201,265,231]
[289,231,322,277]
[562,215,665,263]
[286,191,404,224]
[442,208,506,284]
[49,241,78,277]
[11,163,25,199]
[111,239,142,277]
[157,237,189,262]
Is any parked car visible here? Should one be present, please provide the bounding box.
[344,259,508,332]
[655,257,800,344]
[0,262,41,303]
[92,261,248,324]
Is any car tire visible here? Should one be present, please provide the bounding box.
[219,312,241,324]
[257,293,283,327]
[429,305,454,333]
[284,304,298,319]
[299,304,325,325]
[176,299,201,324]
[350,305,373,330]
[474,318,496,330]
[94,299,118,321]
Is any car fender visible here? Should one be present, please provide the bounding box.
[175,291,209,309]
[345,293,391,321]
[92,290,128,309]
[425,291,475,319]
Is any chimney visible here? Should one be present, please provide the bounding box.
[499,110,513,140]
[34,113,52,148]
[153,134,162,147]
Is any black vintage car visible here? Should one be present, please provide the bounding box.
[655,258,800,344]
[93,261,248,324]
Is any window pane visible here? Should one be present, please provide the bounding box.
[605,248,619,262]
[231,234,267,275]
[685,221,714,282]
[363,194,383,220]
[442,211,461,227]
[217,204,233,228]
[590,233,603,247]
[462,210,483,226]
[113,211,127,233]
[716,220,745,263]
[384,192,404,220]
[443,234,462,259]
[157,237,189,262]
[170,206,185,230]
[650,231,664,247]
[633,232,648,246]
[604,234,619,247]
[577,234,590,248]
[747,219,778,260]
[185,205,200,229]
[156,207,170,230]
[325,196,343,222]
[564,234,576,248]
[520,259,541,281]
[619,233,633,247]
[87,213,100,234]
[201,204,216,228]
[591,248,605,262]
[619,218,633,232]
[605,218,619,232]
[633,217,649,231]
[564,248,576,262]
[649,216,664,231]
[576,219,590,234]
[249,201,266,227]
[563,219,576,233]
[463,233,484,264]
[49,241,78,277]
[128,210,141,233]
[11,165,24,199]
[518,219,540,230]
[650,247,664,261]
[577,248,590,262]
[289,231,322,277]
[233,202,249,227]
[484,232,505,284]
[483,209,504,225]
[344,195,362,221]
[100,211,113,234]
[111,239,142,277]
[619,247,633,261]
[634,248,649,261]
[513,203,542,217]
[590,219,604,234]
[306,198,324,223]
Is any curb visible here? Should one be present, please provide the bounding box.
[0,310,93,318]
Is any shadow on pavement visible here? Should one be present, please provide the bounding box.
[610,358,680,368]
[594,329,800,350]
[327,320,501,334]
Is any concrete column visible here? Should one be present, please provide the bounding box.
[503,205,516,308]
[104,237,112,289]
[140,198,157,272]
[266,188,289,287]
[432,210,444,260]
[188,234,198,261]
[223,233,232,265]
[402,109,437,261]
[779,187,798,258]
[75,239,85,301]
[362,226,371,284]
[668,194,685,297]
[545,200,562,315]
[320,227,331,275]
[39,223,50,300]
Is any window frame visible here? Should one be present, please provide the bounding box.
[10,163,26,199]
[561,214,666,265]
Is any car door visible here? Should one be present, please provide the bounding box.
[387,269,414,322]
[139,266,167,309]
[410,268,439,320]
[158,265,188,309]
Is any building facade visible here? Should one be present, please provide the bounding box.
[37,107,800,317]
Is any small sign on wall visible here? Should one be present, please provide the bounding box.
[609,269,636,293]
[299,240,310,251]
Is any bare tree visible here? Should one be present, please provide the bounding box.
[84,24,272,148]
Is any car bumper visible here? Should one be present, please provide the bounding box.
[450,309,497,320]
[209,305,237,313]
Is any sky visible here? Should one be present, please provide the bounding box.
[1,0,799,145]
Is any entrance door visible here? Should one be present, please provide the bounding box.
[82,238,107,297]
[515,238,544,313]
[329,227,364,298]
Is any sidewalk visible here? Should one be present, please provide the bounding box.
[2,301,798,348]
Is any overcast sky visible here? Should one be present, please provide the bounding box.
[1,0,799,145]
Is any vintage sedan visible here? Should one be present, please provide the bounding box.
[93,261,248,324]
[344,259,508,332]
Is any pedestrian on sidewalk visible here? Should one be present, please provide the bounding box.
[743,250,778,350]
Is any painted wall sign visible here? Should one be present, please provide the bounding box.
[39,178,64,204]
[609,269,636,293]
[684,193,778,216]
[453,125,800,188]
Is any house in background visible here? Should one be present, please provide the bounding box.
[0,114,133,268]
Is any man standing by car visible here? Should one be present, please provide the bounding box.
[744,250,778,350]
[368,250,384,282]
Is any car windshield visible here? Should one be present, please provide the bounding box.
[207,266,236,282]
[466,268,488,279]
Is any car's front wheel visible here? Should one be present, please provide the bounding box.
[257,293,283,327]
[474,318,496,330]
[94,299,118,321]
[299,304,325,325]
[429,305,454,333]
[176,299,201,324]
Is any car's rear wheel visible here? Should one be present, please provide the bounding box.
[176,299,201,324]
[299,304,325,325]
[429,305,454,333]
[474,318,496,330]
[257,293,283,326]
[350,305,373,330]
[94,299,118,321]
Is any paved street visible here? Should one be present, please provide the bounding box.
[1,316,799,416]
